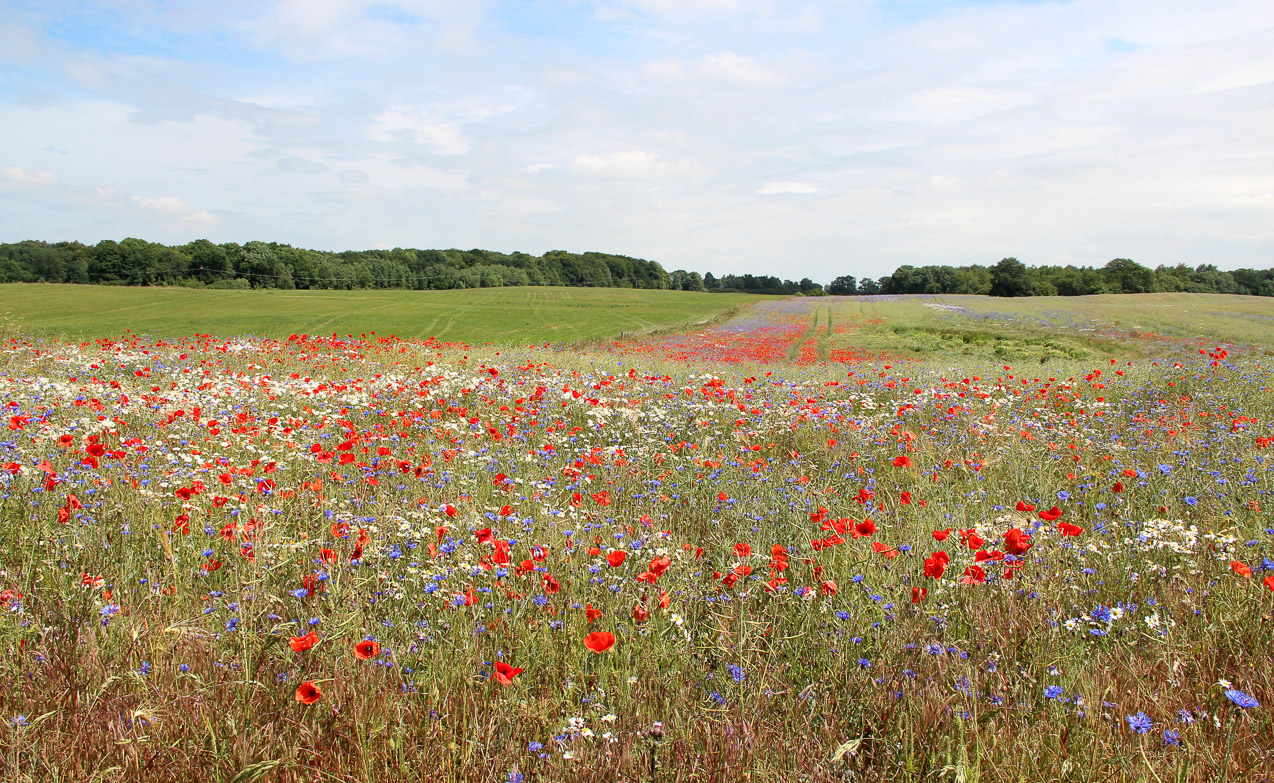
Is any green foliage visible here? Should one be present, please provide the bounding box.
[852,258,1274,300]
[989,257,1031,297]
[0,239,676,294]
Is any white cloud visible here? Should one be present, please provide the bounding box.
[130,195,188,213]
[758,181,822,194]
[570,150,708,181]
[1,165,59,187]
[368,107,470,155]
[646,50,787,87]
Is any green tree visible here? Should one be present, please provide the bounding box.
[989,257,1031,297]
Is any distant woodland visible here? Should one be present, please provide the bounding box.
[2,239,1272,298]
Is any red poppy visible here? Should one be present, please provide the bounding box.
[820,580,837,596]
[932,529,952,541]
[1111,481,1124,493]
[584,631,615,653]
[924,552,949,579]
[1003,528,1032,556]
[960,564,987,584]
[295,681,322,704]
[633,605,649,623]
[912,587,927,604]
[871,541,897,558]
[1058,522,1084,536]
[1231,560,1253,578]
[289,631,320,652]
[893,455,912,468]
[1014,501,1036,513]
[854,519,876,537]
[606,551,627,567]
[494,661,523,685]
[1039,506,1062,521]
[734,542,752,558]
[354,639,381,660]
[585,603,602,623]
[1264,575,1274,592]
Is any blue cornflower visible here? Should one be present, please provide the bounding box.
[726,664,745,684]
[1091,605,1113,623]
[1127,712,1153,734]
[1162,729,1180,746]
[1184,496,1198,506]
[1045,685,1064,700]
[1225,690,1259,709]
[1057,491,1070,501]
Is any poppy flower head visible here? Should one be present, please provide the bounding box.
[584,631,615,653]
[288,631,319,653]
[1039,506,1062,522]
[295,681,322,704]
[606,550,627,567]
[1003,528,1032,556]
[354,639,381,660]
[494,661,523,685]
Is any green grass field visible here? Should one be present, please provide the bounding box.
[0,284,759,344]
[802,293,1274,360]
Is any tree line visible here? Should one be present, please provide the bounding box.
[0,239,680,291]
[2,239,1271,299]
[828,257,1274,297]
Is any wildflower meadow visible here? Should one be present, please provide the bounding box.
[1,292,1272,782]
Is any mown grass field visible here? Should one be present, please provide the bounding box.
[0,284,760,344]
[1,291,1272,783]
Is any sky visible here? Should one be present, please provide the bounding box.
[1,0,1272,283]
